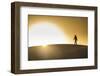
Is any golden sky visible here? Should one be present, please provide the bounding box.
[28,15,88,45]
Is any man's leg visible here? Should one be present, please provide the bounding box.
[75,40,77,45]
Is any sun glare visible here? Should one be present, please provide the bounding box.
[42,44,48,47]
[29,22,67,47]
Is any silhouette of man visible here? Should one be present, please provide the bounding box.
[73,35,78,45]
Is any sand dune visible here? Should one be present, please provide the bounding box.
[28,44,88,61]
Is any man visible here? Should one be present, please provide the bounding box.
[73,35,78,45]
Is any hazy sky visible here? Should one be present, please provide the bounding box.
[28,15,88,45]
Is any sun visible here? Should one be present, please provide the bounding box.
[29,22,67,47]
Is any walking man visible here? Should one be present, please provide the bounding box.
[73,35,78,45]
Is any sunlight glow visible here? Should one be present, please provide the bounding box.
[42,44,48,47]
[29,22,67,47]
